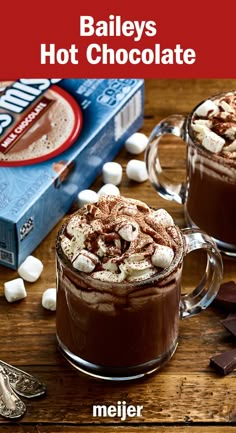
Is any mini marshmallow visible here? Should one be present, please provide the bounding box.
[126,160,148,182]
[193,123,225,153]
[202,129,225,153]
[225,127,236,140]
[219,100,234,113]
[102,162,122,186]
[118,223,139,242]
[4,278,27,303]
[192,123,208,140]
[218,111,230,120]
[224,140,236,152]
[98,183,120,197]
[18,255,43,282]
[42,288,57,311]
[73,250,98,273]
[77,189,98,208]
[151,244,174,269]
[124,132,149,155]
[153,209,174,227]
[195,100,219,117]
[192,119,212,128]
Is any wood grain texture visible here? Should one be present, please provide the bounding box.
[1,79,236,431]
[36,426,235,433]
[1,428,236,433]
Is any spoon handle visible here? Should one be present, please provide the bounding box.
[0,367,26,419]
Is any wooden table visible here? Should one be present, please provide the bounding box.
[1,79,236,433]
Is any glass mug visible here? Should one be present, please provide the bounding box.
[145,92,236,257]
[56,223,222,381]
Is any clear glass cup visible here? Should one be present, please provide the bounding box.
[56,224,222,381]
[145,92,236,257]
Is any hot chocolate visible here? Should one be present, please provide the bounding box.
[56,195,184,378]
[187,91,236,251]
[56,195,223,380]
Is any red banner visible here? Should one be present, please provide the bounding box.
[0,0,235,78]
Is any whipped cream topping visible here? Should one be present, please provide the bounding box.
[59,196,182,283]
[191,91,236,158]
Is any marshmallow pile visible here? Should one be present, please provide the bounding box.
[60,196,181,283]
[3,255,56,310]
[191,92,236,156]
[77,132,149,208]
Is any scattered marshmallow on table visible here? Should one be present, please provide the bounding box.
[102,162,122,185]
[77,189,98,208]
[124,132,148,155]
[126,159,148,182]
[98,183,120,197]
[42,288,57,311]
[4,278,27,303]
[18,255,43,282]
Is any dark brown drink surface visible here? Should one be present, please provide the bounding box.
[56,196,183,369]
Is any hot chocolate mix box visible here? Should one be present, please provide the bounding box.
[0,78,144,269]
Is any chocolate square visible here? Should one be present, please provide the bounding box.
[210,348,236,375]
[221,313,236,337]
[214,281,236,311]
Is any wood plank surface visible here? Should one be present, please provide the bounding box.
[1,79,236,432]
[1,428,236,433]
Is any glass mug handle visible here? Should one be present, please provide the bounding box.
[145,114,187,205]
[180,227,223,318]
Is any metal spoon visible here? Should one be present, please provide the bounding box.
[0,367,26,419]
[0,360,47,399]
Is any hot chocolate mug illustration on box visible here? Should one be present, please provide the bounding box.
[145,91,236,257]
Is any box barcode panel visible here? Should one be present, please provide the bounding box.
[0,249,15,265]
[115,91,142,140]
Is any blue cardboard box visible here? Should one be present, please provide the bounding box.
[0,78,144,269]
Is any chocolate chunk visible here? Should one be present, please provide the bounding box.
[221,313,236,337]
[210,348,236,375]
[214,281,236,311]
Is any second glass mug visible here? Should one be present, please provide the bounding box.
[145,92,236,257]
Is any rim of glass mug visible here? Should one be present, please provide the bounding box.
[187,91,236,167]
[56,223,223,330]
[145,90,236,206]
[56,221,184,289]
